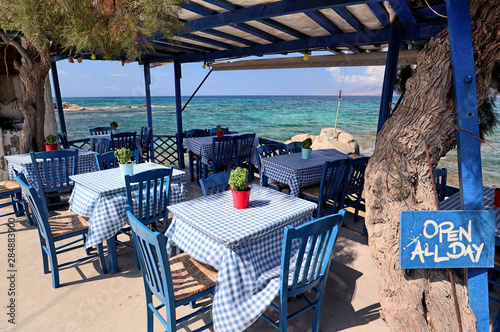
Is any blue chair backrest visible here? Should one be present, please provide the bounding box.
[30,149,78,212]
[208,127,229,136]
[58,132,70,149]
[90,137,111,154]
[317,159,348,214]
[89,126,111,136]
[200,172,231,196]
[281,210,345,297]
[341,157,370,197]
[185,129,207,138]
[433,168,447,202]
[124,168,172,228]
[111,131,137,150]
[96,150,140,170]
[254,144,282,176]
[211,136,235,170]
[17,173,56,255]
[234,133,256,165]
[285,142,302,154]
[126,206,175,306]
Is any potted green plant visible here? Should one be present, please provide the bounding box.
[301,138,312,159]
[228,167,251,209]
[216,125,224,137]
[110,121,119,134]
[44,134,58,151]
[114,148,133,176]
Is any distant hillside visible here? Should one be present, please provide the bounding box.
[343,85,382,96]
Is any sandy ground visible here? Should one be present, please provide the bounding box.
[0,175,397,331]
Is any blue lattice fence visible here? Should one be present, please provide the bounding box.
[152,135,179,166]
[69,138,90,150]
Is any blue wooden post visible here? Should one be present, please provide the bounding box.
[50,61,67,135]
[174,61,185,168]
[447,0,488,329]
[143,61,153,130]
[377,23,401,133]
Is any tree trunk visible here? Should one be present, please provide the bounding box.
[364,0,500,331]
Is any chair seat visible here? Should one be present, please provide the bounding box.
[0,181,21,194]
[299,184,320,199]
[170,253,217,301]
[48,212,89,238]
[269,182,289,190]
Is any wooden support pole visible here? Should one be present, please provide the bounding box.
[51,61,67,135]
[174,61,185,169]
[446,0,488,330]
[143,61,153,130]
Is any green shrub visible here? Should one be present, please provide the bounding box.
[114,148,132,164]
[217,125,222,132]
[45,134,57,145]
[301,138,312,149]
[110,121,119,130]
[228,167,249,191]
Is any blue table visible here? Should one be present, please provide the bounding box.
[166,185,317,332]
[69,163,186,273]
[260,149,351,197]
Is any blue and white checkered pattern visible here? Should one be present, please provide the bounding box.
[6,149,98,191]
[440,187,500,238]
[89,134,142,151]
[260,149,351,197]
[69,163,186,248]
[183,132,259,165]
[166,185,316,332]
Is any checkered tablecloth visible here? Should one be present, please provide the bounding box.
[6,149,98,191]
[166,185,317,332]
[260,149,351,197]
[69,163,186,248]
[440,187,500,238]
[183,132,259,165]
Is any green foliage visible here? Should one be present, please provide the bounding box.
[45,134,57,145]
[110,121,118,130]
[228,167,249,191]
[217,125,222,131]
[114,147,132,164]
[302,138,312,149]
[0,0,185,61]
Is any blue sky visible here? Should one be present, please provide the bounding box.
[52,58,386,97]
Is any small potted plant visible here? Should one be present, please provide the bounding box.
[114,147,133,176]
[216,125,224,137]
[301,138,312,159]
[44,134,58,151]
[110,121,119,134]
[228,167,251,209]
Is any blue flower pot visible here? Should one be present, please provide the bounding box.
[120,163,134,177]
[302,148,312,160]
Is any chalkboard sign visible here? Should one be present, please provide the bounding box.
[400,210,495,269]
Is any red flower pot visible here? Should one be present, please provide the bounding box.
[45,144,58,151]
[217,131,224,137]
[231,187,251,209]
[494,187,500,207]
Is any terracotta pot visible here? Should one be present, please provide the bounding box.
[217,131,224,137]
[45,144,58,151]
[231,187,251,209]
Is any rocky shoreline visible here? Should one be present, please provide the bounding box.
[53,102,151,112]
[287,127,360,156]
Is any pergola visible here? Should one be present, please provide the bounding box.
[50,0,489,329]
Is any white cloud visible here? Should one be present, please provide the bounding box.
[109,74,129,77]
[326,66,385,85]
[100,85,120,90]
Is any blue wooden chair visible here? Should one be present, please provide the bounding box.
[90,137,111,154]
[254,144,289,192]
[0,179,33,225]
[203,136,235,180]
[261,210,346,331]
[125,206,217,332]
[110,131,137,150]
[184,129,208,182]
[140,126,153,162]
[433,167,447,202]
[89,126,111,136]
[233,133,256,175]
[30,149,78,214]
[95,150,140,171]
[200,172,230,196]
[284,141,302,154]
[17,173,107,288]
[299,159,348,218]
[208,127,229,136]
[338,157,370,222]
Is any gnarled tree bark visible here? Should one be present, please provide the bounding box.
[364,0,500,330]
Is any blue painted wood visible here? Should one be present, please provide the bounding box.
[89,126,111,136]
[182,34,236,50]
[399,211,495,269]
[202,29,257,46]
[183,2,217,16]
[306,11,341,34]
[174,61,185,169]
[143,61,153,130]
[259,18,308,39]
[368,3,389,27]
[377,23,401,133]
[152,135,177,165]
[96,150,140,171]
[333,7,364,31]
[447,0,488,329]
[200,172,230,196]
[388,0,416,24]
[235,23,283,43]
[51,61,67,135]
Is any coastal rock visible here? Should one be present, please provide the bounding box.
[138,104,147,107]
[287,127,359,155]
[53,102,86,112]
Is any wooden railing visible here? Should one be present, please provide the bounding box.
[152,134,179,166]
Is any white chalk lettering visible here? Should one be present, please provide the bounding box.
[423,220,438,238]
[438,221,454,243]
[410,241,425,263]
[459,220,472,242]
[447,242,466,259]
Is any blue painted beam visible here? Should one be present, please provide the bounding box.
[154,39,215,52]
[173,61,185,169]
[235,23,284,43]
[50,61,67,135]
[203,29,258,46]
[169,21,446,63]
[259,18,309,39]
[414,4,447,21]
[143,61,153,130]
[389,0,416,24]
[202,0,238,10]
[348,45,362,53]
[377,23,401,133]
[333,7,364,31]
[181,34,235,49]
[306,10,342,34]
[446,0,488,330]
[182,2,217,16]
[368,2,390,27]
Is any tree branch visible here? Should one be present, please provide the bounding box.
[0,30,34,69]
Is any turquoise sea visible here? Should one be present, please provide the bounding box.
[58,95,500,187]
